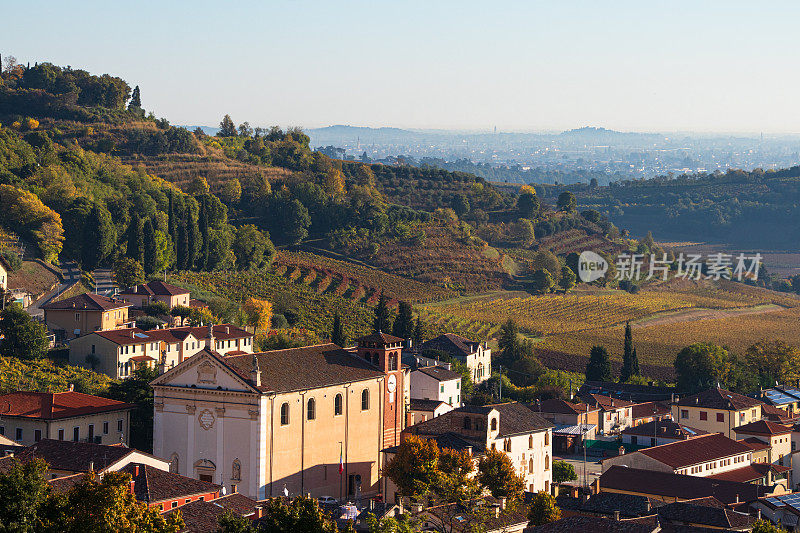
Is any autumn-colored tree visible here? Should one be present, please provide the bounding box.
[527,491,561,526]
[0,458,51,532]
[382,435,441,500]
[355,164,376,187]
[325,168,346,196]
[243,297,273,333]
[0,184,64,263]
[189,307,216,327]
[187,176,210,196]
[435,447,480,503]
[169,305,192,326]
[745,340,800,386]
[476,449,525,500]
[221,178,242,204]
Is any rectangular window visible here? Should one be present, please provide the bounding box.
[699,411,707,421]
[88,424,94,440]
[58,429,64,440]
[172,502,178,509]
[117,419,123,432]
[440,385,444,393]
[15,428,23,441]
[103,422,109,434]
[681,410,688,419]
[34,429,42,442]
[717,413,725,422]
[73,427,79,441]
[0,426,4,435]
[91,344,96,354]
[75,313,80,321]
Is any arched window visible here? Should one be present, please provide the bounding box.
[389,353,398,371]
[504,439,511,452]
[529,435,534,449]
[544,431,549,446]
[334,394,343,416]
[169,453,179,474]
[478,362,484,378]
[463,417,472,430]
[491,418,497,431]
[529,458,534,472]
[307,398,316,420]
[544,454,550,470]
[280,403,290,425]
[361,389,370,411]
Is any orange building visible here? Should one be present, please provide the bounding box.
[41,293,132,341]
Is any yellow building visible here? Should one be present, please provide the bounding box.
[672,387,762,438]
[151,334,408,501]
[41,293,132,341]
[0,390,133,446]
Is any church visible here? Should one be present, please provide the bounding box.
[151,332,408,501]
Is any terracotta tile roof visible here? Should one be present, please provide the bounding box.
[537,398,599,415]
[622,420,706,440]
[0,391,133,419]
[599,466,769,504]
[581,393,636,410]
[92,324,251,346]
[119,280,189,297]
[732,419,791,436]
[212,493,258,515]
[631,401,671,420]
[415,365,462,381]
[15,439,133,472]
[188,299,207,309]
[119,463,220,504]
[578,492,667,518]
[420,333,481,358]
[524,516,657,533]
[42,293,131,311]
[409,398,447,411]
[637,433,751,469]
[738,437,771,451]
[761,403,792,422]
[358,332,404,344]
[408,402,552,442]
[225,343,386,393]
[162,499,229,533]
[656,499,753,529]
[676,388,762,410]
[706,462,783,483]
[47,473,84,493]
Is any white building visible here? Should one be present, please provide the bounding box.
[419,334,492,384]
[410,365,462,408]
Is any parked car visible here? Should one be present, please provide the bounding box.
[318,496,338,506]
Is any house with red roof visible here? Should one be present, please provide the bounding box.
[41,293,133,341]
[672,387,763,438]
[118,280,191,311]
[68,323,254,379]
[419,333,492,384]
[0,390,133,446]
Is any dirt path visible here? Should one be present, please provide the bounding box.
[633,303,784,327]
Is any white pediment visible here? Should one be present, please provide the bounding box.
[151,351,256,393]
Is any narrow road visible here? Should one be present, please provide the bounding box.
[25,262,79,318]
[92,268,117,295]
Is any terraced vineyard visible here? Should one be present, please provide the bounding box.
[274,251,456,304]
[170,270,376,342]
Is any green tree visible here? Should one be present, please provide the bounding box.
[232,225,275,270]
[176,216,189,270]
[752,520,787,533]
[745,340,800,387]
[220,179,242,205]
[451,194,470,217]
[81,204,116,270]
[218,114,237,137]
[413,317,424,347]
[127,85,141,110]
[558,266,576,293]
[364,514,417,533]
[557,191,576,212]
[257,496,338,533]
[586,345,612,382]
[517,191,540,219]
[620,322,637,382]
[527,491,561,526]
[331,311,346,347]
[144,301,170,317]
[103,366,158,452]
[285,199,311,244]
[114,257,145,290]
[531,269,555,294]
[476,449,525,500]
[674,343,734,393]
[374,290,391,333]
[217,512,255,533]
[552,460,577,483]
[142,218,158,275]
[198,198,210,271]
[170,305,192,326]
[0,458,51,532]
[392,301,414,339]
[498,319,521,366]
[0,304,49,360]
[125,213,144,265]
[531,250,560,279]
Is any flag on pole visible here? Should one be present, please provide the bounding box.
[339,443,344,475]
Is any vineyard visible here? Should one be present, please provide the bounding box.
[170,270,376,342]
[535,228,623,256]
[420,285,777,336]
[273,250,456,304]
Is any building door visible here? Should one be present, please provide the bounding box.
[347,474,361,497]
[199,474,213,483]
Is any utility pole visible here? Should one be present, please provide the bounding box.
[498,365,502,400]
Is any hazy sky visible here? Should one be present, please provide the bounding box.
[6,1,800,132]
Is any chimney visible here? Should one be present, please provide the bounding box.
[613,510,620,521]
[129,480,135,495]
[88,461,94,472]
[645,500,651,512]
[499,497,506,510]
[68,383,74,392]
[735,494,739,503]
[134,465,139,477]
[225,326,229,334]
[493,505,500,518]
[757,509,762,520]
[254,506,264,519]
[250,355,261,387]
[133,286,138,293]
[369,499,375,511]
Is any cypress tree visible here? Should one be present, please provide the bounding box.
[413,317,424,347]
[632,347,640,377]
[392,301,414,339]
[126,213,144,265]
[81,205,116,271]
[142,218,157,275]
[128,85,142,110]
[168,192,177,244]
[176,216,189,270]
[187,206,199,270]
[621,322,634,382]
[198,197,210,270]
[373,290,390,333]
[331,312,346,347]
[586,345,612,382]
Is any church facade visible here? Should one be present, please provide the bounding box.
[151,333,408,501]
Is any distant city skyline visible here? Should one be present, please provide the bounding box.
[6,1,800,133]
